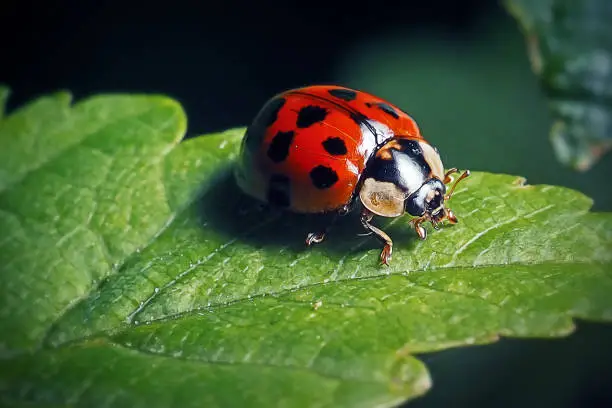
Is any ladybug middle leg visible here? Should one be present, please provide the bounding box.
[305,231,327,245]
[305,204,349,247]
[360,208,393,266]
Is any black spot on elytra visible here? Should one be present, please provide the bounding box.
[322,137,348,156]
[267,174,291,207]
[309,165,339,189]
[296,105,328,128]
[328,88,357,101]
[244,97,286,151]
[366,101,400,120]
[376,102,400,119]
[267,130,295,163]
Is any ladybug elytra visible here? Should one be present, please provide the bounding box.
[235,85,469,265]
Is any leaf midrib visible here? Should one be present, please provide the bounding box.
[133,259,601,320]
[41,260,608,355]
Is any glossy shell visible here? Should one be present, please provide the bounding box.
[235,85,439,213]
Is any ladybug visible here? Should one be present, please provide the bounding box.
[235,85,470,265]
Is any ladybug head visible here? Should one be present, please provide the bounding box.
[404,169,470,238]
[358,139,469,233]
[405,178,455,223]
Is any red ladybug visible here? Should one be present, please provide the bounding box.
[235,85,469,265]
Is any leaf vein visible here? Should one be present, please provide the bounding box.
[109,340,389,385]
[133,261,592,326]
[127,215,280,322]
[444,204,555,267]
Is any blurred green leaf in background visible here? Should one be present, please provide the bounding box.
[504,0,612,172]
[335,3,612,206]
[0,84,611,407]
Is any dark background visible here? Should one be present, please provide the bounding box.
[2,0,495,136]
[2,0,611,407]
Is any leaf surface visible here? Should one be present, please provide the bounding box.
[1,87,611,407]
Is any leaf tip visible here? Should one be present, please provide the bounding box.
[391,347,432,399]
[158,95,188,143]
[413,371,433,396]
[135,93,188,144]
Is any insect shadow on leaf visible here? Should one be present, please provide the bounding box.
[192,164,419,258]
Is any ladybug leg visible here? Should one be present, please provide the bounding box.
[409,217,428,239]
[443,168,459,184]
[444,170,471,201]
[305,206,348,247]
[360,209,393,266]
[305,231,326,245]
[445,209,458,224]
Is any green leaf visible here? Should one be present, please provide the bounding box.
[1,88,611,407]
[504,0,612,172]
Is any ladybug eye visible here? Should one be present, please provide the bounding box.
[359,178,405,218]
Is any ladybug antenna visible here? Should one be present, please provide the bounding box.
[444,170,470,201]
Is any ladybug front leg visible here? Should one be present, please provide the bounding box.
[409,217,428,239]
[360,209,393,266]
